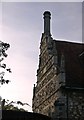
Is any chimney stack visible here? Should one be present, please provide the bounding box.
[43,11,51,35]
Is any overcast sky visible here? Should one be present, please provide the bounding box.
[0,2,83,111]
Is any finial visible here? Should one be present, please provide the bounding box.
[43,11,51,35]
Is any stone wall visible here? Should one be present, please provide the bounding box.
[68,91,84,119]
[50,90,84,120]
[32,24,84,120]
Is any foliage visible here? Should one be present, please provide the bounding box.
[2,99,31,112]
[0,41,11,85]
[0,41,31,112]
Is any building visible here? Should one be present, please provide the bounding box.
[32,11,84,120]
[2,110,52,120]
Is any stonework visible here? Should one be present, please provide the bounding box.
[32,11,84,120]
[68,92,84,119]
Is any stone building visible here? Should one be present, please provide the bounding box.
[32,11,84,120]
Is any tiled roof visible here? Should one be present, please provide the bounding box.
[54,40,84,88]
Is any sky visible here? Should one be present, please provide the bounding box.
[0,1,83,112]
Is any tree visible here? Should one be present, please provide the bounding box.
[0,41,30,112]
[2,99,31,112]
[0,41,11,85]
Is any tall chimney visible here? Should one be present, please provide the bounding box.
[43,11,51,35]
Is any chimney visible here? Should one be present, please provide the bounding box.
[43,11,51,35]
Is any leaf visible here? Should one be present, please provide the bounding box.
[0,58,4,62]
[6,80,10,84]
[2,52,8,57]
[6,68,12,73]
[1,64,6,69]
[17,101,24,106]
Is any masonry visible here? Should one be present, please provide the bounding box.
[32,11,84,120]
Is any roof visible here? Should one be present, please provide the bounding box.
[2,110,52,120]
[54,40,84,88]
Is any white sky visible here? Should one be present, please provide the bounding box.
[0,1,83,112]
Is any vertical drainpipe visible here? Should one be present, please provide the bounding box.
[67,91,68,120]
